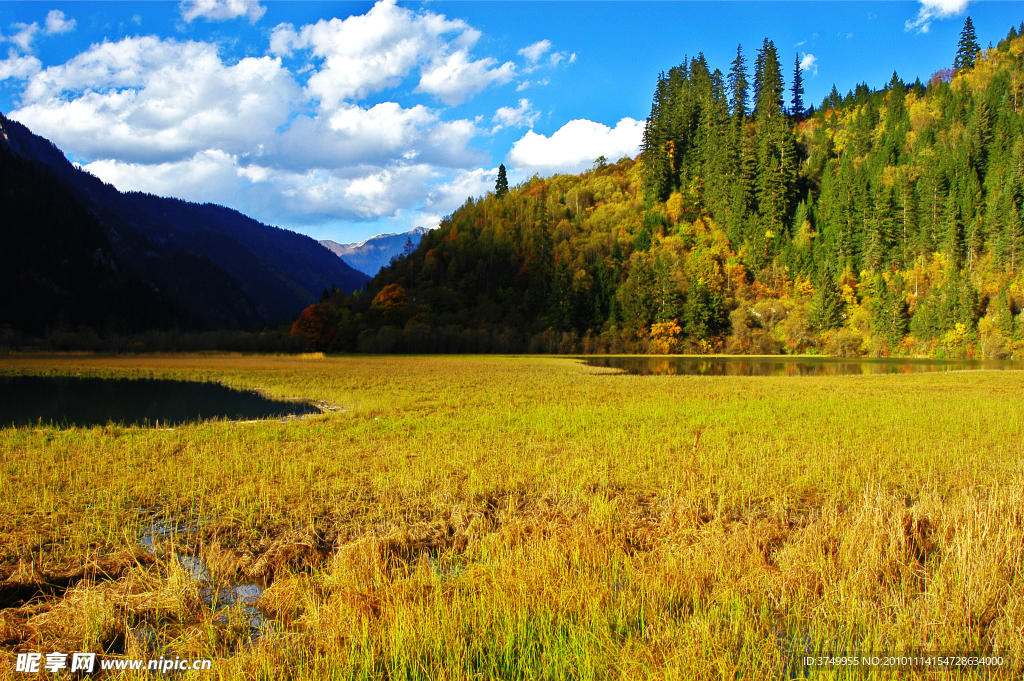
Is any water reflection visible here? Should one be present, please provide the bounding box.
[0,375,318,428]
[582,356,1023,376]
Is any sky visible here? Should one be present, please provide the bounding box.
[0,1,1020,244]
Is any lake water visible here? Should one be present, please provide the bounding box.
[0,375,318,428]
[582,356,1024,376]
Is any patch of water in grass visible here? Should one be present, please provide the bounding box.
[0,375,319,428]
[139,516,271,647]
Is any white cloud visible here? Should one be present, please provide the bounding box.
[84,151,445,223]
[13,37,299,164]
[180,0,266,24]
[550,52,576,67]
[270,103,481,171]
[270,0,506,109]
[799,53,817,75]
[425,167,496,212]
[44,11,76,35]
[518,39,573,73]
[12,33,483,173]
[906,0,970,33]
[507,118,643,175]
[0,50,41,80]
[518,39,550,64]
[416,49,515,105]
[492,98,538,132]
[516,78,548,91]
[7,23,39,52]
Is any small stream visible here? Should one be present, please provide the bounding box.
[140,518,270,646]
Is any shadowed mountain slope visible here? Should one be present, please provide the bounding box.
[0,113,369,330]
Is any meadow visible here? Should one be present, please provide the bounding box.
[0,353,1022,679]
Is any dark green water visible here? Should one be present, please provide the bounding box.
[581,356,1023,376]
[0,375,318,428]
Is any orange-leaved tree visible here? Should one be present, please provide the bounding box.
[291,303,338,352]
[649,319,682,354]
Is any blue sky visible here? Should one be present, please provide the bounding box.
[0,1,1020,243]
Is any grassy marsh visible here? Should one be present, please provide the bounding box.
[0,354,1022,679]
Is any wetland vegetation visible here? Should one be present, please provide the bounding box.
[1,353,1022,678]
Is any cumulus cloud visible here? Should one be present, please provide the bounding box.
[13,37,299,164]
[507,118,643,175]
[44,10,75,35]
[799,53,817,75]
[417,50,515,105]
[180,0,266,23]
[270,0,509,109]
[518,39,550,63]
[85,151,444,223]
[425,167,496,212]
[7,23,39,52]
[492,98,539,132]
[0,50,41,80]
[11,33,484,172]
[905,0,969,33]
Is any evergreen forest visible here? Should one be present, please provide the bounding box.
[296,20,1024,358]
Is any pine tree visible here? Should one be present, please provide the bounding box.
[728,45,748,119]
[495,164,509,198]
[828,85,842,110]
[954,17,980,72]
[752,39,795,247]
[811,263,845,331]
[640,74,673,201]
[791,53,804,117]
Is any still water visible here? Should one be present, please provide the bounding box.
[0,375,318,428]
[582,356,1024,376]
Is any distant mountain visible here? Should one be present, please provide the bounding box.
[0,113,369,331]
[321,226,431,276]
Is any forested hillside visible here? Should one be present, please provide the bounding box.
[296,20,1024,357]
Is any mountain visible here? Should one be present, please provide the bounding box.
[320,226,431,276]
[291,24,1024,358]
[0,140,190,336]
[0,113,369,331]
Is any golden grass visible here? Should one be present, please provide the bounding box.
[0,354,1022,679]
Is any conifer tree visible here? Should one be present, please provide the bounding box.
[728,45,748,118]
[954,17,980,72]
[640,75,673,201]
[495,164,509,198]
[791,53,804,117]
[752,39,795,248]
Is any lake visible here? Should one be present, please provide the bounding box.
[0,375,318,428]
[581,356,1024,376]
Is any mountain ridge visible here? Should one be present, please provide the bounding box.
[0,113,369,331]
[320,226,431,276]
